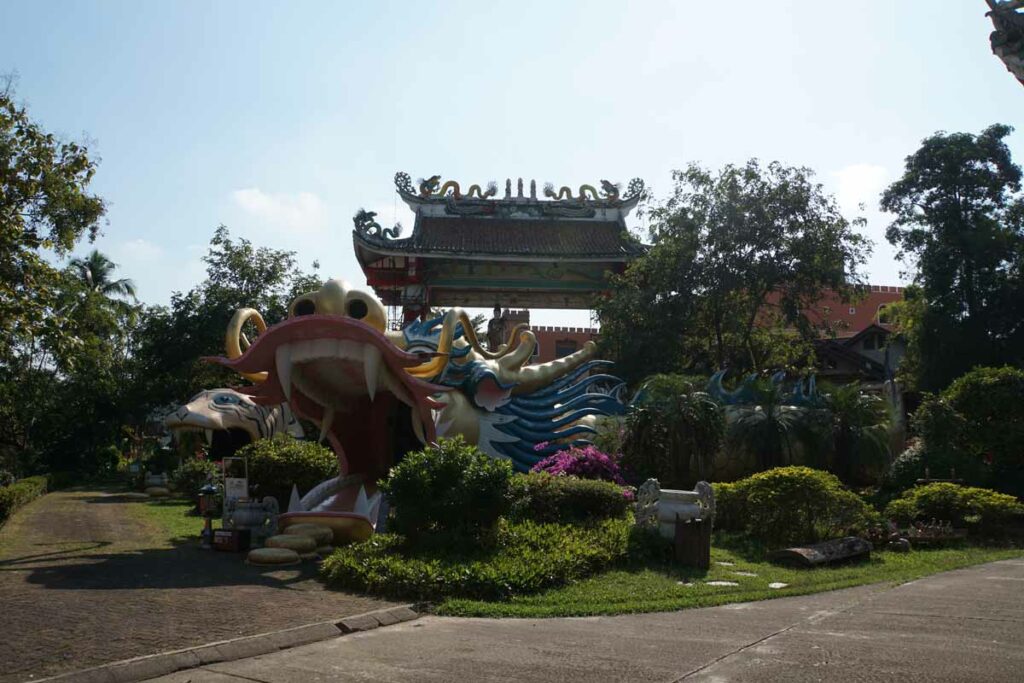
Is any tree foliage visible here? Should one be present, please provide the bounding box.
[131,226,320,410]
[597,160,870,384]
[881,124,1024,391]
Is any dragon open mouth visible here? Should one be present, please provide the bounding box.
[207,314,448,531]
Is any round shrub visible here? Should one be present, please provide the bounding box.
[509,472,632,524]
[238,434,338,506]
[719,466,879,547]
[170,457,219,501]
[884,483,1024,535]
[944,366,1024,495]
[885,440,926,492]
[382,436,512,539]
[531,445,626,484]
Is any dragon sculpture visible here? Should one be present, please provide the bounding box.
[987,1,1024,87]
[206,279,626,540]
[163,388,304,457]
[418,175,497,199]
[352,209,401,240]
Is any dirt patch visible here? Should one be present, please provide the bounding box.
[0,488,396,682]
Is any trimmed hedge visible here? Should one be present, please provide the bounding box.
[712,466,879,548]
[320,517,633,602]
[885,483,1024,535]
[0,475,48,526]
[509,472,633,524]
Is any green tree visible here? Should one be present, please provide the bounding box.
[822,382,891,484]
[881,124,1024,391]
[0,78,111,475]
[68,249,137,301]
[597,160,871,384]
[130,226,321,412]
[0,76,106,362]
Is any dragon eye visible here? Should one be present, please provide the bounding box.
[347,299,368,319]
[294,299,316,316]
[214,394,239,405]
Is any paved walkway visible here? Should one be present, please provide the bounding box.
[149,558,1024,683]
[0,489,395,683]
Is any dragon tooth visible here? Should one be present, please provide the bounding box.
[353,485,369,516]
[411,411,426,444]
[363,345,381,401]
[276,345,292,401]
[204,429,213,446]
[319,406,335,444]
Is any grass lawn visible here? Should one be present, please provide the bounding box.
[438,540,1023,618]
[124,495,203,544]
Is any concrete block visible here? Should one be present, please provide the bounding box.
[337,613,381,633]
[387,606,420,623]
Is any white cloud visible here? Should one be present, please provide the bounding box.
[830,163,889,214]
[230,188,328,233]
[114,238,163,263]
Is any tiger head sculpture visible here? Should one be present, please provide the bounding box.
[163,388,304,459]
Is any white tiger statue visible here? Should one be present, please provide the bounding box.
[163,388,304,451]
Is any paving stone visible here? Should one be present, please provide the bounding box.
[705,580,740,587]
[731,571,758,577]
[769,582,790,589]
[0,489,397,683]
[714,561,735,566]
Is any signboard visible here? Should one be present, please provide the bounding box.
[222,457,249,506]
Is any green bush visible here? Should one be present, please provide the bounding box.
[238,434,338,506]
[713,466,879,547]
[884,483,1024,535]
[711,481,747,533]
[382,436,513,539]
[509,472,632,524]
[0,475,48,526]
[170,457,219,499]
[944,366,1024,495]
[320,517,632,601]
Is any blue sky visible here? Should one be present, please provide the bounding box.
[3,1,1021,326]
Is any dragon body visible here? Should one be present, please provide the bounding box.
[418,175,497,199]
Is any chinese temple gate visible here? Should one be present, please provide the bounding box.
[353,172,645,327]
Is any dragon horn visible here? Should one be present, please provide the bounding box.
[510,341,599,396]
[404,309,527,380]
[226,308,269,383]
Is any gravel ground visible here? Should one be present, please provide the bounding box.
[0,488,395,683]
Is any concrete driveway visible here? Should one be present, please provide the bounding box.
[148,558,1024,682]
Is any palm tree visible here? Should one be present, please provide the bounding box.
[69,249,137,301]
[823,383,892,484]
[727,378,821,471]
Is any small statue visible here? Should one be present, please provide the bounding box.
[486,305,509,352]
